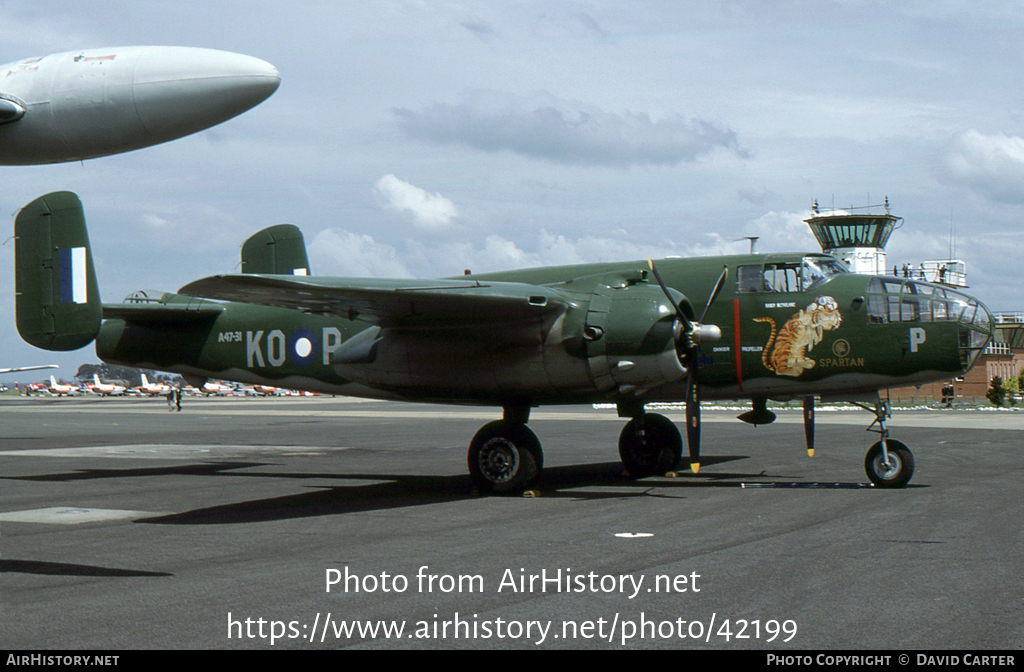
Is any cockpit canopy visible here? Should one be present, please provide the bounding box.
[736,254,848,294]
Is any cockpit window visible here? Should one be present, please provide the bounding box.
[736,265,762,293]
[736,257,847,294]
[802,256,847,291]
[764,263,801,293]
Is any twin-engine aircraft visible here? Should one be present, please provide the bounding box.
[14,192,993,493]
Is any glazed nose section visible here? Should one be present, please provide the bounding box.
[956,293,993,373]
[132,47,280,142]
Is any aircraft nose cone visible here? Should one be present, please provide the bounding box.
[132,47,280,142]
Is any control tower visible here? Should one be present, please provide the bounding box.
[804,198,968,287]
[804,198,901,275]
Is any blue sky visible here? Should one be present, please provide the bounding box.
[2,1,1023,379]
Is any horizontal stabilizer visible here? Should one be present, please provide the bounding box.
[103,302,224,323]
[179,274,567,329]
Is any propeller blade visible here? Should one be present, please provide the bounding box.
[698,265,729,324]
[803,396,815,457]
[647,258,691,328]
[685,368,701,473]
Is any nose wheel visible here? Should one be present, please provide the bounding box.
[854,397,915,488]
[865,439,914,488]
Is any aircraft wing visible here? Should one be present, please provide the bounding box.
[0,364,59,374]
[178,274,569,329]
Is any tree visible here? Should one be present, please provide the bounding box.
[986,375,1006,407]
[1005,375,1019,407]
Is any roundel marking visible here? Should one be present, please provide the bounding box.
[288,329,319,366]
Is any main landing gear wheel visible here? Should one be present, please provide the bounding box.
[864,440,915,488]
[618,413,682,477]
[468,420,542,495]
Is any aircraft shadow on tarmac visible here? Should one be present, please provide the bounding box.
[3,454,899,525]
[0,559,172,578]
[8,462,265,482]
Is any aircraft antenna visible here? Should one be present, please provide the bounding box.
[731,236,759,253]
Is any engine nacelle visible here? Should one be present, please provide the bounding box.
[581,282,686,395]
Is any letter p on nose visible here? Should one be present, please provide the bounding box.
[909,327,926,353]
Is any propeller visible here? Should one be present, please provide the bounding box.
[647,259,728,473]
[803,396,815,457]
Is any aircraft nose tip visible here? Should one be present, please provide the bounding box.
[218,52,281,101]
[132,46,281,141]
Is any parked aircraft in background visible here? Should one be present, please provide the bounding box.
[0,46,279,165]
[47,375,80,396]
[180,380,234,396]
[197,381,236,395]
[89,373,125,395]
[133,373,171,396]
[14,192,994,493]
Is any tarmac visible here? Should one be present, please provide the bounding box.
[1,395,1021,650]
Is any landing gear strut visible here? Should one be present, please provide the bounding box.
[854,398,915,488]
[467,407,543,494]
[618,412,682,477]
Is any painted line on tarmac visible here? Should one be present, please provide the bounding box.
[4,401,1020,429]
[0,506,158,524]
[0,444,343,459]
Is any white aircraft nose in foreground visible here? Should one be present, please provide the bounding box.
[0,46,280,165]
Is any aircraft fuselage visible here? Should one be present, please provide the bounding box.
[95,253,992,407]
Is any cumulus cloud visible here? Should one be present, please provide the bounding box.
[393,90,747,167]
[304,226,760,281]
[741,210,821,253]
[291,208,832,284]
[307,229,413,278]
[944,130,1024,203]
[374,174,459,233]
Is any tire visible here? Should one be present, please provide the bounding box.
[618,413,682,477]
[468,420,542,494]
[864,440,915,488]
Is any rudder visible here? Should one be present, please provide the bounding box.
[15,191,102,351]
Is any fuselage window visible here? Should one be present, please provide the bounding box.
[736,265,762,293]
[867,281,988,326]
[867,294,887,323]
